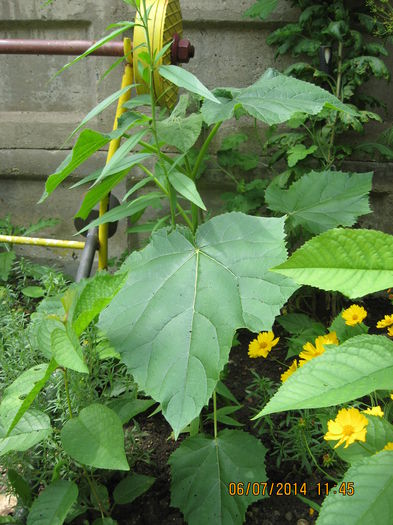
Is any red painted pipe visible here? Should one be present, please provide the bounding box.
[0,39,126,56]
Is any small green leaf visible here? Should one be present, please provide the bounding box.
[51,328,88,374]
[272,228,393,298]
[287,144,317,167]
[37,318,65,359]
[107,397,156,425]
[168,171,206,210]
[159,65,221,104]
[72,272,127,336]
[113,473,155,504]
[156,113,203,152]
[255,334,393,418]
[21,286,45,298]
[27,480,78,525]
[244,0,278,19]
[61,404,129,470]
[169,429,267,525]
[7,469,32,507]
[40,130,110,203]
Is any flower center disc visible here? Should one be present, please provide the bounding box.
[342,425,354,436]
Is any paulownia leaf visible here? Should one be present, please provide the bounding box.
[317,452,393,525]
[156,113,203,152]
[202,70,356,126]
[99,212,297,436]
[272,228,393,298]
[255,334,393,418]
[51,328,88,374]
[265,170,372,234]
[27,480,78,525]
[61,404,129,470]
[169,429,267,525]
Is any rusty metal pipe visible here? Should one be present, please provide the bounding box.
[0,39,126,56]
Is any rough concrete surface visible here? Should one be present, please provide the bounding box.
[0,0,392,275]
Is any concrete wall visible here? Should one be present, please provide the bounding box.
[0,0,392,276]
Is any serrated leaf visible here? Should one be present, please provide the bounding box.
[168,171,206,210]
[61,404,129,470]
[202,71,356,126]
[244,0,278,19]
[37,317,65,359]
[277,313,325,334]
[169,429,267,525]
[0,410,51,455]
[317,453,393,525]
[51,328,88,374]
[0,251,15,281]
[272,228,393,298]
[287,144,317,167]
[266,171,372,235]
[27,480,78,525]
[113,473,155,504]
[256,334,393,418]
[39,130,110,203]
[72,273,127,336]
[99,213,297,436]
[158,65,221,104]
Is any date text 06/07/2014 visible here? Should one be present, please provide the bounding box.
[228,482,355,497]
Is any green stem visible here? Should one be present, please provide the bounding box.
[191,122,223,181]
[301,429,339,483]
[63,369,73,419]
[213,390,218,439]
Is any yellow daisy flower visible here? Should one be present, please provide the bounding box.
[281,360,298,382]
[388,326,393,337]
[362,406,384,417]
[342,304,367,326]
[299,332,338,365]
[390,393,393,401]
[248,331,279,359]
[324,407,368,449]
[383,442,393,451]
[376,314,393,329]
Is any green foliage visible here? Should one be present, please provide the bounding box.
[113,473,156,505]
[256,334,393,417]
[317,452,393,525]
[265,170,372,235]
[26,480,78,525]
[99,213,297,436]
[273,229,393,298]
[169,430,267,525]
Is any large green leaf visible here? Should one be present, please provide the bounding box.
[317,452,393,525]
[156,113,203,152]
[27,480,78,525]
[0,410,51,455]
[72,273,127,336]
[265,171,372,234]
[272,228,393,298]
[99,213,297,436]
[61,404,129,470]
[0,360,57,434]
[39,130,110,202]
[202,70,355,126]
[255,334,393,418]
[169,429,267,525]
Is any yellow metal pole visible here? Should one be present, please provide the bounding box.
[0,234,85,250]
[98,37,133,270]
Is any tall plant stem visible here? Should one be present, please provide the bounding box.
[301,429,338,483]
[191,122,222,181]
[63,369,73,419]
[213,390,218,439]
[327,41,344,167]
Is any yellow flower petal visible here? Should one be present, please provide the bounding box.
[324,408,368,449]
[362,406,384,417]
[248,331,279,359]
[377,314,393,329]
[383,442,393,451]
[281,360,298,382]
[342,305,367,326]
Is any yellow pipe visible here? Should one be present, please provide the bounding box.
[0,234,85,250]
[98,37,133,270]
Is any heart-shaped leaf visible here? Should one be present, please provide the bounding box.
[61,404,129,470]
[27,480,78,525]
